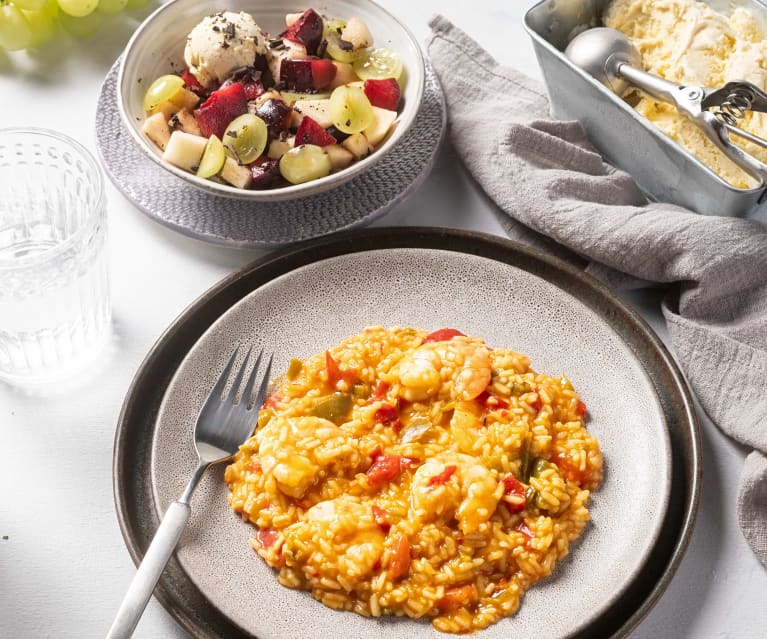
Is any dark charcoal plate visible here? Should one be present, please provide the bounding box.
[113,227,701,639]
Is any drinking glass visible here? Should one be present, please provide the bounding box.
[0,128,111,385]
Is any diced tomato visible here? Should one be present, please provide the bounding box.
[529,396,542,413]
[576,400,587,419]
[400,456,421,468]
[263,392,282,410]
[371,402,402,432]
[372,380,390,400]
[366,454,402,486]
[502,474,526,514]
[255,528,279,548]
[245,459,262,473]
[325,351,357,388]
[387,534,411,579]
[369,445,382,459]
[476,390,509,410]
[372,505,391,532]
[423,328,465,343]
[428,464,457,486]
[436,585,475,612]
[554,451,590,485]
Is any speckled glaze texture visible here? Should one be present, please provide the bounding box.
[148,248,672,638]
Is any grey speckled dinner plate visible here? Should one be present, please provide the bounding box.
[113,227,701,639]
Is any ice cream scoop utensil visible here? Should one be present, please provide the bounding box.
[565,27,767,185]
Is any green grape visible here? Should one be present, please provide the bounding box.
[328,85,374,134]
[197,135,226,178]
[57,0,98,18]
[143,74,184,113]
[0,4,33,51]
[126,0,151,8]
[279,145,331,184]
[14,0,48,11]
[58,9,104,37]
[323,18,346,39]
[223,114,267,164]
[42,0,59,17]
[97,0,126,14]
[23,7,57,47]
[353,48,403,81]
[325,35,361,64]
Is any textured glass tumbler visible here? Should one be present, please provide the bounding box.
[0,128,111,385]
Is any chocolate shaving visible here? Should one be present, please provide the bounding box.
[338,38,354,51]
[225,22,236,39]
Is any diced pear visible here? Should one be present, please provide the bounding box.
[341,17,373,49]
[329,62,359,89]
[142,112,171,150]
[162,131,207,172]
[170,87,201,111]
[292,99,333,128]
[267,139,292,160]
[324,144,354,171]
[341,132,372,160]
[170,109,202,136]
[363,107,397,147]
[220,156,253,189]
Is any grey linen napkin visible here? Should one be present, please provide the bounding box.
[427,16,767,565]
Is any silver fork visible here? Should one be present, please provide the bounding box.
[106,346,273,639]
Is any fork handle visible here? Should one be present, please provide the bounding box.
[106,501,191,639]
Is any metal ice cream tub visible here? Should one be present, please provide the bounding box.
[523,0,767,217]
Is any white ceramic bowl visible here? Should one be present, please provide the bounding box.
[117,0,425,201]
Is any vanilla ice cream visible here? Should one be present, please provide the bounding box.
[603,0,767,188]
[184,11,268,88]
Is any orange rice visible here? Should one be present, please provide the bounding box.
[225,326,603,632]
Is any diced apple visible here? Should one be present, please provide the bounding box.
[142,112,171,150]
[170,87,200,112]
[162,131,207,172]
[329,62,359,89]
[363,107,397,147]
[285,12,302,27]
[324,144,354,171]
[292,99,333,128]
[341,132,372,160]
[170,109,202,136]
[341,17,373,50]
[220,156,254,189]
[267,139,292,160]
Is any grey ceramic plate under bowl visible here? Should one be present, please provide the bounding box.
[113,227,701,639]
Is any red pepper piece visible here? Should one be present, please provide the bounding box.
[502,474,526,514]
[366,454,403,486]
[428,464,457,486]
[387,534,411,579]
[423,328,465,343]
[325,351,357,388]
[371,505,391,532]
[576,400,587,419]
[255,528,279,548]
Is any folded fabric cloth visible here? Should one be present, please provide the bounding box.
[427,15,767,565]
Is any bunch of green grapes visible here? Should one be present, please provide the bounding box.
[0,0,151,51]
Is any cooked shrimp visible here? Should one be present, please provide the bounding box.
[256,415,360,499]
[410,453,502,534]
[393,338,492,402]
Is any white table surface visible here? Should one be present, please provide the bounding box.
[1,1,765,637]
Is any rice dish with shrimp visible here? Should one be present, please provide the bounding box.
[225,326,603,633]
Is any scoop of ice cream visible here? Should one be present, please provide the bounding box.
[184,11,268,87]
[604,0,767,188]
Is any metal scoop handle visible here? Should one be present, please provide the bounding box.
[613,61,767,186]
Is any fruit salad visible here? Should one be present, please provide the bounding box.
[140,8,405,190]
